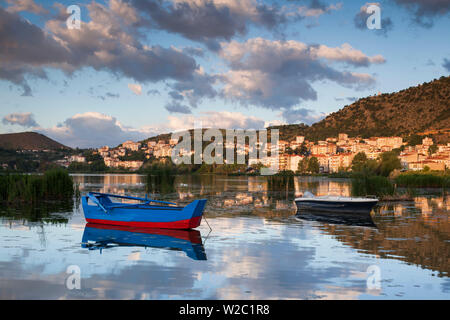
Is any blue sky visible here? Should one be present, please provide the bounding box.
[0,0,449,147]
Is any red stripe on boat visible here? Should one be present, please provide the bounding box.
[85,223,203,243]
[85,216,202,230]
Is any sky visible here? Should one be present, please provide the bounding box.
[0,0,449,148]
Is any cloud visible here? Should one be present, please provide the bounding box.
[220,38,385,70]
[167,68,218,110]
[443,58,450,72]
[39,112,154,148]
[165,102,192,114]
[106,92,120,98]
[36,111,268,148]
[294,0,343,18]
[426,59,435,66]
[0,8,70,95]
[163,111,266,131]
[354,3,394,36]
[280,108,327,125]
[45,1,199,81]
[128,83,142,95]
[5,0,48,15]
[2,112,39,127]
[182,46,205,57]
[0,3,200,95]
[218,38,382,118]
[264,119,287,127]
[147,89,160,95]
[221,69,317,109]
[130,0,295,51]
[108,0,140,23]
[309,43,386,66]
[393,0,450,27]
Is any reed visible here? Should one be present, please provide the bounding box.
[395,172,449,188]
[0,169,77,203]
[0,201,72,224]
[351,174,395,197]
[267,171,295,192]
[146,167,176,194]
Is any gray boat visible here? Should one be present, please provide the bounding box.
[295,191,378,214]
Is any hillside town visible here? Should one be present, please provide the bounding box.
[60,132,450,173]
[274,134,450,173]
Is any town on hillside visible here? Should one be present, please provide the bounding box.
[58,132,450,173]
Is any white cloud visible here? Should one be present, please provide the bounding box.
[109,0,140,24]
[128,83,142,95]
[5,0,47,15]
[163,111,266,131]
[39,112,154,148]
[264,119,286,127]
[294,2,343,18]
[0,2,199,96]
[218,38,382,115]
[2,112,39,127]
[35,111,267,148]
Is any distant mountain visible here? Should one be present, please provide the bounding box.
[269,76,450,143]
[0,132,70,151]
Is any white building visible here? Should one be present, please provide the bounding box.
[69,155,86,163]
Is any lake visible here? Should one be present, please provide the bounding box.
[0,174,448,299]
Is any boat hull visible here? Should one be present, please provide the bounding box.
[82,223,207,260]
[295,199,377,214]
[82,197,207,229]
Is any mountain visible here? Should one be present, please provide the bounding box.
[269,76,450,143]
[0,132,70,151]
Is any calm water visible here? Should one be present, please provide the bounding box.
[0,174,448,299]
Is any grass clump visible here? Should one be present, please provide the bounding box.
[395,172,449,188]
[145,166,176,194]
[0,169,76,203]
[351,174,395,197]
[267,170,295,192]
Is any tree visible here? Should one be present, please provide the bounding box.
[297,157,308,174]
[85,152,103,162]
[351,152,368,172]
[378,151,402,177]
[298,142,308,156]
[407,134,422,146]
[119,150,146,161]
[428,144,438,156]
[307,157,320,174]
[351,152,380,175]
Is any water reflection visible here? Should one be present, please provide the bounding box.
[318,196,450,277]
[0,174,447,299]
[295,211,377,228]
[81,223,207,261]
[71,174,449,278]
[0,200,75,225]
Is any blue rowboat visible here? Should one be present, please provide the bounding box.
[81,223,207,260]
[82,192,207,229]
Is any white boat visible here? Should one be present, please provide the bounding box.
[295,191,378,214]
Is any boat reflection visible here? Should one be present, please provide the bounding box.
[81,223,207,260]
[295,211,377,228]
